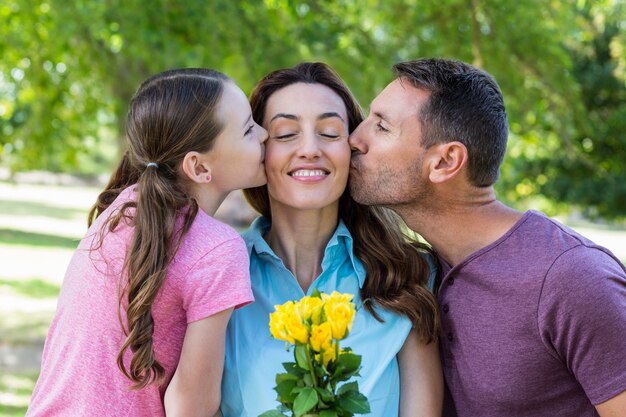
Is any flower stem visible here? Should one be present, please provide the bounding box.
[305,345,317,387]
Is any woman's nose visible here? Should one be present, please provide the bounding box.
[296,131,322,159]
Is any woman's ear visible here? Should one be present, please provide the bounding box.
[426,141,468,184]
[181,151,213,184]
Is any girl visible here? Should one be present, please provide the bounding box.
[27,68,267,416]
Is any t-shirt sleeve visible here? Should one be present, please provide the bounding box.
[181,236,254,323]
[538,245,626,405]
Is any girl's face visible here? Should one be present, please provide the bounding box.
[262,82,350,211]
[206,82,268,192]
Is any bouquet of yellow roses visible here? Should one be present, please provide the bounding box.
[259,290,370,417]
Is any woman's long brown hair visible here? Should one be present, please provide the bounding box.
[244,63,440,343]
[87,68,229,388]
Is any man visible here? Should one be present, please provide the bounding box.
[348,58,626,416]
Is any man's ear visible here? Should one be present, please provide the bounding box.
[181,151,213,184]
[426,141,468,184]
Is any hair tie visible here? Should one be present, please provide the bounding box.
[146,162,159,169]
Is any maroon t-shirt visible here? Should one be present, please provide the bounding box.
[438,210,626,417]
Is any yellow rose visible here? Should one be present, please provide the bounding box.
[269,308,295,344]
[321,291,354,304]
[284,310,309,344]
[320,342,337,367]
[309,322,333,352]
[297,296,324,324]
[322,292,356,340]
[275,300,297,315]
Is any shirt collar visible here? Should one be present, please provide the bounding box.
[243,216,367,288]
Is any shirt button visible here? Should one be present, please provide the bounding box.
[448,277,455,285]
[443,304,449,314]
[447,332,454,342]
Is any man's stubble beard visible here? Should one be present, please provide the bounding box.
[349,157,429,209]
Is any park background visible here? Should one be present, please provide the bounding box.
[1,0,625,415]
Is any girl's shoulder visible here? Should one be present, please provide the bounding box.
[177,210,245,263]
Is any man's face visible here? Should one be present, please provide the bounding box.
[349,78,432,207]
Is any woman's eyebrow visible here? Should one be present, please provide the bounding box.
[318,112,344,122]
[269,113,299,123]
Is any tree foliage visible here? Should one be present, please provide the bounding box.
[0,0,624,218]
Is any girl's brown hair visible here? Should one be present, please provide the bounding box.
[88,68,229,388]
[245,62,440,343]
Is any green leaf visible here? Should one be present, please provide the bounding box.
[276,372,300,383]
[320,410,339,417]
[315,364,328,377]
[336,381,358,396]
[295,345,310,371]
[332,353,362,382]
[335,353,361,373]
[315,386,335,403]
[275,379,298,403]
[284,362,305,376]
[337,391,370,413]
[303,372,314,386]
[258,410,288,417]
[311,288,322,298]
[293,387,319,417]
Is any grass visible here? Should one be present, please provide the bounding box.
[0,229,80,249]
[0,372,39,417]
[0,277,59,345]
[0,278,61,299]
[0,199,88,221]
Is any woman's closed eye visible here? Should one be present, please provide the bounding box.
[272,132,298,141]
[244,124,255,136]
[318,132,342,140]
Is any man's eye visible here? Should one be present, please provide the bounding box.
[376,122,389,133]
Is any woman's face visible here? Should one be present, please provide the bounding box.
[262,82,351,211]
[207,82,268,192]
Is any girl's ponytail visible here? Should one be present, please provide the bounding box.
[116,167,197,388]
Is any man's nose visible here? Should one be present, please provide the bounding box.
[349,123,367,153]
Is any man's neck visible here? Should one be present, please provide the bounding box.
[396,189,523,266]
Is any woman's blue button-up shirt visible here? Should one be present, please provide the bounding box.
[221,217,433,416]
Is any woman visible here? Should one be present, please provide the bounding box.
[221,63,442,416]
[27,68,267,416]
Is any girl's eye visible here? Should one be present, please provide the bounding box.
[376,122,389,133]
[244,125,254,136]
[319,133,340,140]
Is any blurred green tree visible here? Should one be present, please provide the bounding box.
[0,0,624,218]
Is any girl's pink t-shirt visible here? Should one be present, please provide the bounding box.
[27,186,253,416]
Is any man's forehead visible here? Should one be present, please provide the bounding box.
[370,79,422,120]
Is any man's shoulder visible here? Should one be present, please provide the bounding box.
[521,211,624,271]
[509,210,613,259]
